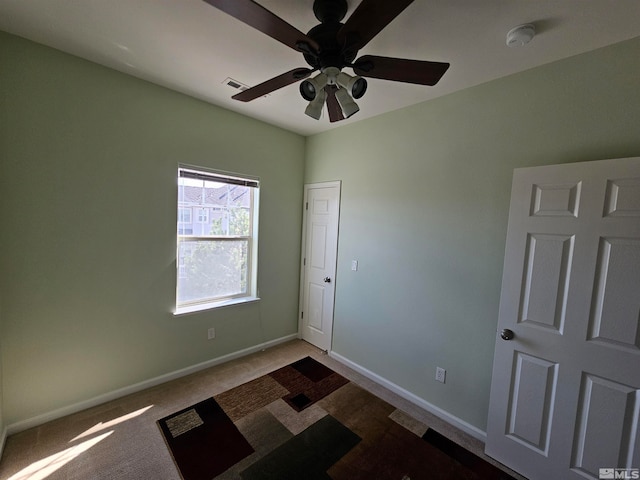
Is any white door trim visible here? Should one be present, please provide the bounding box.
[298,181,341,352]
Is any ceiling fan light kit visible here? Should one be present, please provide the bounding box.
[304,88,328,120]
[337,72,367,99]
[204,0,450,122]
[334,86,360,118]
[300,72,328,101]
[299,66,366,119]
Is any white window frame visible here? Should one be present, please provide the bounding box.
[175,166,260,315]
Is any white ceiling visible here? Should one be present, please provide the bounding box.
[1,0,639,136]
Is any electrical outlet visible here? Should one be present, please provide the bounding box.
[351,260,358,271]
[207,327,216,340]
[435,367,446,383]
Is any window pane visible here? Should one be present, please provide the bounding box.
[178,207,191,223]
[177,240,248,304]
[209,189,251,237]
[178,177,251,237]
[197,208,208,223]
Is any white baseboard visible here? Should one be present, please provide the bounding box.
[7,333,298,436]
[329,351,487,442]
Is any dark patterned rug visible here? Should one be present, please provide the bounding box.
[158,356,516,480]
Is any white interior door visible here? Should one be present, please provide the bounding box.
[299,182,341,351]
[486,157,640,480]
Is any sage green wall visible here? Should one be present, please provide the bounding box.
[0,32,305,426]
[0,308,4,438]
[305,37,640,431]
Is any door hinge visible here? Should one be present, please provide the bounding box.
[301,311,304,319]
[305,202,308,210]
[303,258,306,266]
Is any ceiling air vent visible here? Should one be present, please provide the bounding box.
[222,77,248,91]
[222,77,269,98]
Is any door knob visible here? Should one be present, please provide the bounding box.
[500,329,515,341]
[324,277,331,283]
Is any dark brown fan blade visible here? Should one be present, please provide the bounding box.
[325,86,345,123]
[232,68,313,102]
[203,0,319,53]
[353,55,450,86]
[337,0,413,51]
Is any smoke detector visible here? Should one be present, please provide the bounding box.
[506,24,536,47]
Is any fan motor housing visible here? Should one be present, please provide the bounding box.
[303,0,356,70]
[304,22,357,70]
[313,0,348,23]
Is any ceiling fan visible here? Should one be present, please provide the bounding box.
[203,0,450,122]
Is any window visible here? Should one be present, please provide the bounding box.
[176,167,259,312]
[178,207,192,224]
[197,208,209,223]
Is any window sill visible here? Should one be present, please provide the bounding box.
[174,296,261,316]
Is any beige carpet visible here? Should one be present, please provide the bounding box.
[0,340,525,480]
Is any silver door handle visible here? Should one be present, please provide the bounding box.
[324,277,331,283]
[500,329,515,341]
